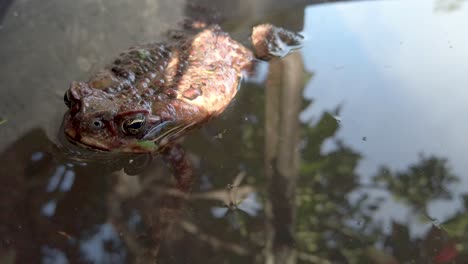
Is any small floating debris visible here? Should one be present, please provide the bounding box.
[213,129,227,140]
[0,117,7,125]
[57,231,73,240]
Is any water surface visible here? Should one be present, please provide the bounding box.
[1,0,468,263]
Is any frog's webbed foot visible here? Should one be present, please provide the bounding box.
[251,24,304,60]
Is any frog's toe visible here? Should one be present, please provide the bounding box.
[251,24,304,60]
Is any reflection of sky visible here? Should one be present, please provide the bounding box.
[301,0,468,232]
[80,223,126,263]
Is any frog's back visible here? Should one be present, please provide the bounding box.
[93,24,253,121]
[168,25,253,118]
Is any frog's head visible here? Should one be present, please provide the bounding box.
[62,81,167,153]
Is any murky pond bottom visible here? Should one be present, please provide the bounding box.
[1,0,468,263]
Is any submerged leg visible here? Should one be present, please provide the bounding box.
[137,144,195,262]
[161,144,194,192]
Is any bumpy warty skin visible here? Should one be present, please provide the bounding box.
[62,23,303,153]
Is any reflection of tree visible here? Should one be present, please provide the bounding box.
[176,59,467,262]
[263,52,305,264]
[4,99,468,263]
[2,73,468,264]
[296,112,369,263]
[294,117,465,263]
[434,0,467,12]
[292,112,465,263]
[373,155,459,211]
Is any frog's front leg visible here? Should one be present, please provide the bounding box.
[161,143,195,192]
[134,144,195,261]
[243,24,304,83]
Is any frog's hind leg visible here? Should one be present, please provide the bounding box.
[251,24,304,60]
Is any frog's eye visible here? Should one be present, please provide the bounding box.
[122,115,146,135]
[64,91,73,108]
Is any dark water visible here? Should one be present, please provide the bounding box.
[1,0,468,263]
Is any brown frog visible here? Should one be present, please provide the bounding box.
[62,22,303,153]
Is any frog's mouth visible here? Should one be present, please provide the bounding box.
[64,127,111,152]
[64,129,154,153]
[59,120,109,156]
[142,120,198,145]
[62,112,198,153]
[63,120,160,154]
[61,112,113,152]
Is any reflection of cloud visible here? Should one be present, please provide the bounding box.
[332,0,468,181]
[237,192,262,216]
[210,192,262,218]
[41,200,57,217]
[80,223,125,263]
[42,246,68,264]
[211,207,229,218]
[302,1,468,234]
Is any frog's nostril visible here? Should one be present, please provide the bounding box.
[64,91,73,108]
[92,119,105,129]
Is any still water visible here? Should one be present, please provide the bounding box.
[1,0,468,263]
